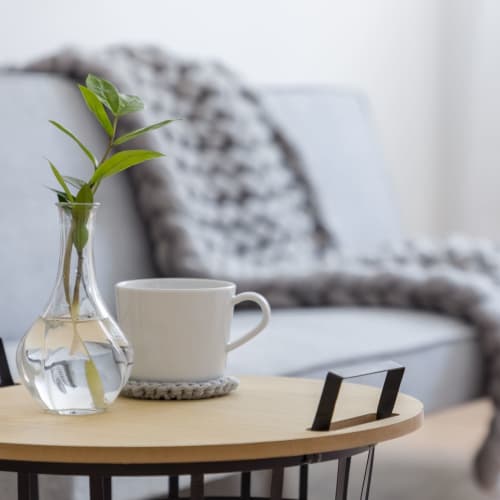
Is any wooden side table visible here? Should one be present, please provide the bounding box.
[0,371,422,500]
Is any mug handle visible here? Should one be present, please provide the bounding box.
[226,292,271,352]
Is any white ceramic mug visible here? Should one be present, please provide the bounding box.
[115,278,271,382]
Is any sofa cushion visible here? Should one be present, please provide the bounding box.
[227,306,483,412]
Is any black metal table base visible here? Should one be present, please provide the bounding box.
[7,445,376,500]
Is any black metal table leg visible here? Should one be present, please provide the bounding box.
[360,446,376,500]
[241,471,251,500]
[169,475,180,498]
[191,473,204,500]
[270,467,284,500]
[3,445,379,500]
[89,475,111,500]
[335,457,351,500]
[299,464,308,500]
[17,473,38,500]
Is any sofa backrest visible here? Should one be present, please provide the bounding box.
[262,87,401,253]
[0,72,155,340]
[0,73,401,341]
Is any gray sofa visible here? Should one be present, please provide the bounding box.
[0,72,483,499]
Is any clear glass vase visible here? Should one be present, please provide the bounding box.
[17,203,133,415]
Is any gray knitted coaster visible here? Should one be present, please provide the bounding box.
[121,376,239,400]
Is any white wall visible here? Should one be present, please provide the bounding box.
[1,0,443,236]
[440,0,500,239]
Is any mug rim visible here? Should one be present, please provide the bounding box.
[115,277,236,292]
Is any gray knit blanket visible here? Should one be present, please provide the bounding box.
[27,46,500,490]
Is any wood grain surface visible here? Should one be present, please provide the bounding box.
[0,376,423,464]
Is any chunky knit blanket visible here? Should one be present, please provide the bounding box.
[27,46,500,490]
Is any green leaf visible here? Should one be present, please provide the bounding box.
[48,160,74,202]
[85,74,120,114]
[114,119,177,145]
[90,150,164,185]
[75,184,94,204]
[46,186,70,203]
[49,120,97,168]
[79,85,114,137]
[71,185,93,251]
[57,192,69,203]
[63,176,86,189]
[85,74,143,116]
[73,219,89,251]
[116,93,144,116]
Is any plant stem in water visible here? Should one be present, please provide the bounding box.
[69,249,83,355]
[63,213,105,407]
[62,220,74,306]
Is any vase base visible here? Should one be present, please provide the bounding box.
[45,408,106,416]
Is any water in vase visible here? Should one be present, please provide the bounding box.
[17,316,133,415]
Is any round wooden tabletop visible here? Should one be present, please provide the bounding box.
[0,376,423,464]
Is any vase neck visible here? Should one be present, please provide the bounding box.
[44,203,106,320]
